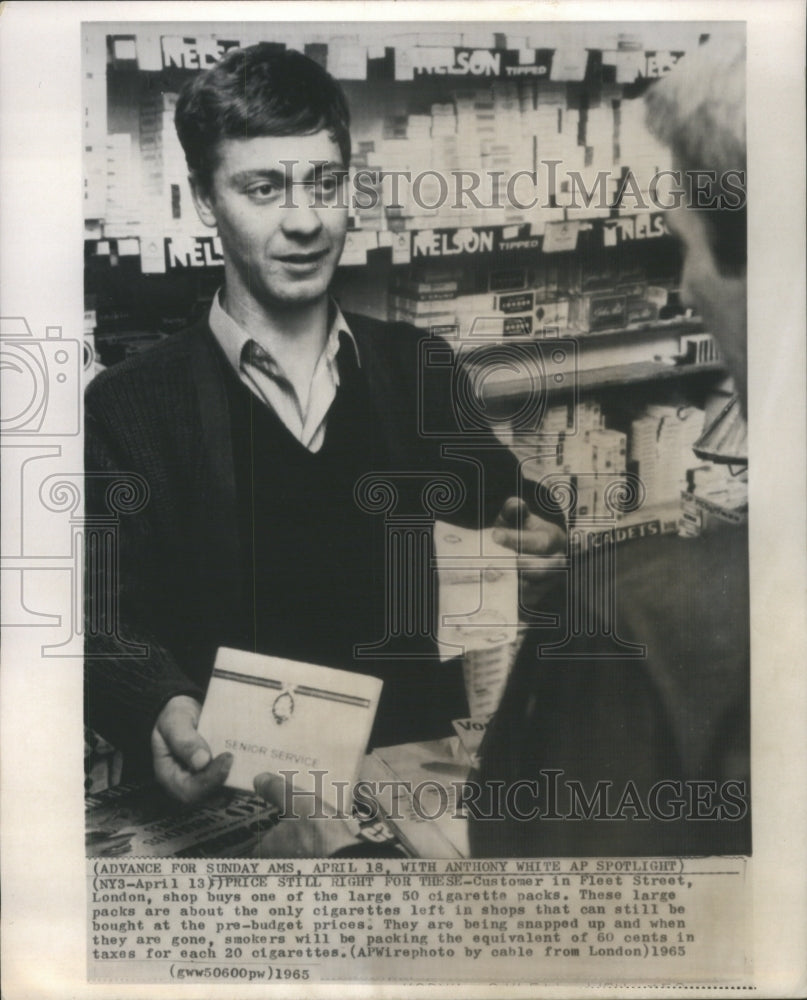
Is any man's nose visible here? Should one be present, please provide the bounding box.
[279,192,323,238]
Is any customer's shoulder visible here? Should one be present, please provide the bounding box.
[616,526,748,589]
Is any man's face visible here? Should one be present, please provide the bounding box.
[665,206,747,407]
[192,131,348,313]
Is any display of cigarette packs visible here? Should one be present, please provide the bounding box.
[508,398,635,525]
[138,91,197,240]
[348,77,634,235]
[617,96,673,184]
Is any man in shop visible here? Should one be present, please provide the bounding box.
[470,39,750,857]
[84,44,565,806]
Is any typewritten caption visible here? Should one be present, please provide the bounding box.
[88,857,749,984]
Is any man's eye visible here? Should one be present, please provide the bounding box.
[316,174,346,198]
[246,183,278,200]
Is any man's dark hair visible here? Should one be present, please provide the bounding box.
[175,44,351,190]
[644,41,746,276]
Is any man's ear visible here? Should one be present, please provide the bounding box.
[189,172,217,229]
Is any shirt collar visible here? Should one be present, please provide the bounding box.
[208,288,360,374]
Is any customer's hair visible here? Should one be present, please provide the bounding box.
[645,40,746,275]
[175,44,351,190]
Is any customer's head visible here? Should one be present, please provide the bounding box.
[175,44,352,192]
[645,42,747,404]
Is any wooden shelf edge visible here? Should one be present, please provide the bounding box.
[478,359,727,400]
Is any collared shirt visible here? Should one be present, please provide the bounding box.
[208,289,360,453]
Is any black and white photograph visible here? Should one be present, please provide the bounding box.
[1,2,806,997]
[82,18,751,857]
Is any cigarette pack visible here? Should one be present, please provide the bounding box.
[457,313,533,339]
[534,297,570,330]
[198,648,382,809]
[389,293,457,314]
[453,291,534,315]
[390,278,459,298]
[570,291,628,332]
[487,266,529,292]
[626,298,659,326]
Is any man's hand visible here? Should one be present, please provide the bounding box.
[151,695,232,804]
[493,496,566,556]
[253,772,361,858]
[493,497,567,609]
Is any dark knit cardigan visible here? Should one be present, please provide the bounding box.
[84,313,543,771]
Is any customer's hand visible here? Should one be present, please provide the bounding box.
[151,695,232,804]
[253,772,362,857]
